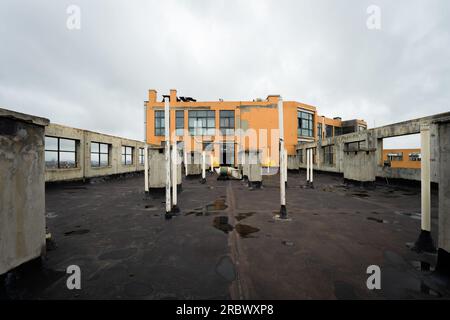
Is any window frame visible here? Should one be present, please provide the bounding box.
[139,147,145,165]
[297,110,314,138]
[45,136,78,169]
[121,146,134,165]
[175,110,185,136]
[219,110,235,135]
[154,110,165,136]
[91,142,110,168]
[188,110,216,136]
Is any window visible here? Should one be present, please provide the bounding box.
[122,146,134,165]
[202,141,214,152]
[387,153,403,161]
[45,136,77,169]
[155,110,165,136]
[91,142,109,167]
[176,110,184,136]
[317,123,323,142]
[326,125,333,138]
[220,110,235,135]
[334,127,343,136]
[409,153,421,161]
[188,110,215,136]
[323,145,334,165]
[297,111,313,137]
[298,149,304,164]
[139,147,145,165]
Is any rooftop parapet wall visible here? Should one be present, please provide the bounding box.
[45,123,148,182]
[296,112,450,183]
[0,107,49,275]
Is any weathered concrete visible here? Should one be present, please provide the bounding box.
[0,108,49,275]
[186,152,202,176]
[148,146,181,189]
[297,112,450,183]
[4,171,450,299]
[437,119,450,274]
[45,123,146,182]
[247,151,262,186]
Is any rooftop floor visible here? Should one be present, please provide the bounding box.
[3,171,450,300]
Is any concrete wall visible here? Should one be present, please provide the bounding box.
[437,119,450,253]
[0,108,49,275]
[296,112,450,183]
[148,147,181,188]
[45,123,146,182]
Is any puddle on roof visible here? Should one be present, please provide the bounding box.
[185,198,227,216]
[367,217,388,224]
[235,224,260,238]
[213,216,234,234]
[235,212,256,221]
[64,229,90,236]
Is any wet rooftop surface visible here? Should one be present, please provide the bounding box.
[3,171,450,300]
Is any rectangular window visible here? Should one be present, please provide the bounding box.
[325,125,333,138]
[409,153,421,161]
[335,127,342,136]
[121,146,134,165]
[188,110,216,136]
[155,110,165,136]
[139,147,145,165]
[317,123,323,142]
[323,145,334,165]
[45,136,77,169]
[387,153,403,161]
[91,142,110,167]
[297,111,313,137]
[176,110,184,136]
[219,110,235,135]
[202,141,214,152]
[298,149,303,164]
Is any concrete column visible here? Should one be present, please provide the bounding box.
[184,151,188,177]
[437,121,450,275]
[278,97,287,219]
[414,124,435,252]
[171,144,179,213]
[164,99,172,219]
[310,148,314,184]
[201,150,206,183]
[306,149,310,182]
[144,145,149,193]
[284,149,288,183]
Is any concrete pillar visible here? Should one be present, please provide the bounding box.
[171,145,179,213]
[278,97,287,219]
[414,124,435,252]
[310,148,314,185]
[184,151,188,177]
[437,121,450,275]
[144,145,149,193]
[201,150,206,183]
[164,99,172,219]
[306,149,310,182]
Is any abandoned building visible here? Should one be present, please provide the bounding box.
[1,98,450,299]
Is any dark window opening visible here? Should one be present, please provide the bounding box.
[176,110,184,136]
[155,110,165,136]
[297,111,313,137]
[219,110,235,135]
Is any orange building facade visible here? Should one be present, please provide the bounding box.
[145,89,367,167]
[383,149,421,169]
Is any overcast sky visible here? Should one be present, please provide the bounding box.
[1,0,449,148]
